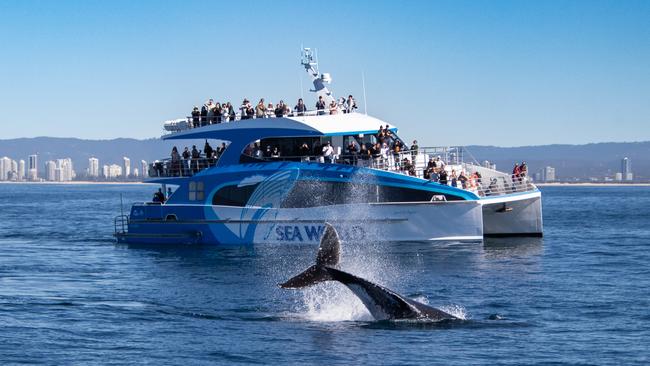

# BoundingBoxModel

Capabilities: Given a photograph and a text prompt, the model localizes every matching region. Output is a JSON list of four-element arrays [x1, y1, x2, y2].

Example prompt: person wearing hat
[[240, 99, 251, 120], [191, 106, 200, 128]]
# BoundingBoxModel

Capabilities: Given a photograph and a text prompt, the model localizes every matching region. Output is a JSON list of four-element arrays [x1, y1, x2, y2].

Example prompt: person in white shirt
[[322, 142, 334, 163]]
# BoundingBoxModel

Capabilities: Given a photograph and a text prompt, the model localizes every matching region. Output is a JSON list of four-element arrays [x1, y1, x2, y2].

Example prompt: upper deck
[[163, 111, 395, 141]]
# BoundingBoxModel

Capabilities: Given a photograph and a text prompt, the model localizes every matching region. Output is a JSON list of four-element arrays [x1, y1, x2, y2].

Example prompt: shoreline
[[536, 182, 650, 187], [0, 181, 151, 185], [1, 181, 648, 187]]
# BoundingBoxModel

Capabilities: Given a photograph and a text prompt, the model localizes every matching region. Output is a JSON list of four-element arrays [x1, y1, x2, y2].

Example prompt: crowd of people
[[188, 95, 358, 128], [151, 140, 228, 177], [512, 161, 528, 183]]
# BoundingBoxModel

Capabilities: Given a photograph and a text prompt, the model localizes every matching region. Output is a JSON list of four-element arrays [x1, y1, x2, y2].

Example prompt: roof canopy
[[163, 113, 394, 141], [163, 113, 396, 167]]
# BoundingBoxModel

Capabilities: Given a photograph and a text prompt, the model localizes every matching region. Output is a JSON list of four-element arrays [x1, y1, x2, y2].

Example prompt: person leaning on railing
[[294, 98, 307, 116], [316, 96, 326, 115]]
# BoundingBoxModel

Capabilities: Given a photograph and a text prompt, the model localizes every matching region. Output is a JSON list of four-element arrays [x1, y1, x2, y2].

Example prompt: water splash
[[439, 304, 469, 320], [297, 282, 373, 322]]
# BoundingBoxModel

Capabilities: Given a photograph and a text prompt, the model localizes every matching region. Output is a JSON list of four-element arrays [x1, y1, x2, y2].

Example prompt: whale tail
[[279, 223, 340, 289]]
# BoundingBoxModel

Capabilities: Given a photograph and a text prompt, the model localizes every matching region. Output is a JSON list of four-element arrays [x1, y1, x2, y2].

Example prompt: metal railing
[[245, 146, 536, 197], [148, 157, 219, 178], [163, 108, 357, 133], [114, 215, 129, 236]]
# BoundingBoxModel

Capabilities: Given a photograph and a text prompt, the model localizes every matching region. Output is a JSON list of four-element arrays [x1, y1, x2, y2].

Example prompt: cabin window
[[281, 181, 463, 208], [211, 183, 260, 207], [189, 181, 204, 201]]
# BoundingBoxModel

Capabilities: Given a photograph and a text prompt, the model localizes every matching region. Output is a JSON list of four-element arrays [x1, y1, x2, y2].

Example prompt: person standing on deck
[[316, 96, 326, 115]]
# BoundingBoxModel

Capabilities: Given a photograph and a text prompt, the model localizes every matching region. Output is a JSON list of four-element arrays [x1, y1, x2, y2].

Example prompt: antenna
[[300, 45, 304, 99], [362, 70, 368, 115]]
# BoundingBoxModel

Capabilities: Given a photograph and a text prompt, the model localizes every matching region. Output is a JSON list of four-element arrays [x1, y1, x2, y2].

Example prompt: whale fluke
[[280, 224, 460, 322], [279, 223, 340, 289]]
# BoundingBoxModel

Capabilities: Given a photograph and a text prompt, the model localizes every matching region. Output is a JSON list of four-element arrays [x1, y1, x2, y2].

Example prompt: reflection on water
[[482, 237, 544, 259]]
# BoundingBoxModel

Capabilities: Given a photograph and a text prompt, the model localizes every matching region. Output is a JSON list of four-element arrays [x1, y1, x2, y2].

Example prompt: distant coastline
[[2, 181, 648, 187], [0, 181, 150, 185], [536, 182, 650, 187]]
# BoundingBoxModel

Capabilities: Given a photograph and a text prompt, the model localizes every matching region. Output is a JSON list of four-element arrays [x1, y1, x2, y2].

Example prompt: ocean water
[[0, 183, 648, 365]]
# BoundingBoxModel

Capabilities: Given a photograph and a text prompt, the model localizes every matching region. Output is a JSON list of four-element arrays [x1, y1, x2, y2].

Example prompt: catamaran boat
[[114, 49, 542, 245]]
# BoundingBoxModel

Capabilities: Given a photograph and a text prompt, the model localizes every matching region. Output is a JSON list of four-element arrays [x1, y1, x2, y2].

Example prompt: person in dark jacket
[[316, 96, 326, 115], [200, 105, 208, 126], [153, 188, 165, 203], [204, 141, 213, 159], [294, 98, 307, 116], [439, 169, 448, 185], [191, 145, 201, 173], [191, 106, 200, 128]]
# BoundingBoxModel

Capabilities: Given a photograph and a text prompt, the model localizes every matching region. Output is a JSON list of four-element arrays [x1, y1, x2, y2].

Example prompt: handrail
[[114, 215, 129, 235], [245, 146, 535, 197], [163, 108, 357, 133], [148, 157, 219, 178]]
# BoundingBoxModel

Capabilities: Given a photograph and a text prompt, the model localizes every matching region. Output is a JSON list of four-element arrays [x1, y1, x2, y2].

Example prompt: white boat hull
[[480, 191, 543, 236]]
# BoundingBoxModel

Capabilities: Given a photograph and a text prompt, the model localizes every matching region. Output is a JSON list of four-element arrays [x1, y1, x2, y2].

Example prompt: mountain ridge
[[1, 137, 648, 180]]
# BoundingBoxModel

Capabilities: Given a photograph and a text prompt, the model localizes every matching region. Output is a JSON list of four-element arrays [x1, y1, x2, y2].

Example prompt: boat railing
[[114, 214, 129, 236], [246, 145, 535, 197], [163, 108, 355, 134], [148, 157, 219, 178]]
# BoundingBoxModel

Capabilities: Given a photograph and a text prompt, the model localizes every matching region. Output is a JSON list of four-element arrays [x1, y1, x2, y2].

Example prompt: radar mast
[[301, 48, 335, 105]]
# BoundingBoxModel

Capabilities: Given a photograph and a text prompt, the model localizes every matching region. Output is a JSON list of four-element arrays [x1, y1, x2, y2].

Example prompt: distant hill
[[0, 137, 184, 177], [466, 142, 650, 180], [0, 137, 648, 180]]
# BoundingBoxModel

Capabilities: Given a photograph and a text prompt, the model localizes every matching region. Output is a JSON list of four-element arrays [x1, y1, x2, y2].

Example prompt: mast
[[301, 48, 335, 105]]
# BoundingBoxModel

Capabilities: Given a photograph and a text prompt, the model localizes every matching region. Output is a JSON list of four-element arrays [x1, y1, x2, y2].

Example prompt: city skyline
[[0, 150, 639, 183], [0, 1, 649, 146], [0, 153, 148, 182]]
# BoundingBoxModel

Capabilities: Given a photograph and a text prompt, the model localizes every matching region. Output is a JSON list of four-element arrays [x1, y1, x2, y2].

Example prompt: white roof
[[163, 113, 395, 141]]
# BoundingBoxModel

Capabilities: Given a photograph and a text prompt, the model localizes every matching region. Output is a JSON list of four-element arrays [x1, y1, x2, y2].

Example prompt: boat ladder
[[114, 215, 129, 237]]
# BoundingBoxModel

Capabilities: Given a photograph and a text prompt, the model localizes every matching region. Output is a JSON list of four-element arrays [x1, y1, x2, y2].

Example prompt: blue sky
[[0, 0, 648, 146]]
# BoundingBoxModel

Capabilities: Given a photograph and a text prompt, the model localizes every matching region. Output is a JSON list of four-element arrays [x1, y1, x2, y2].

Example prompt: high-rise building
[[141, 160, 148, 178], [123, 157, 131, 178], [88, 157, 100, 178], [621, 157, 633, 181], [55, 158, 74, 181], [541, 166, 556, 182], [28, 154, 38, 180], [104, 164, 123, 179], [10, 160, 18, 181], [133, 168, 139, 178], [111, 164, 122, 178], [615, 172, 623, 181], [0, 157, 12, 181], [18, 159, 25, 181], [46, 160, 57, 181]]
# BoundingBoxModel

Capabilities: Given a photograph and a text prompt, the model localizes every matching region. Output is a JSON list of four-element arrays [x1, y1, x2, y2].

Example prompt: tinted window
[[282, 181, 462, 208], [212, 183, 260, 206]]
